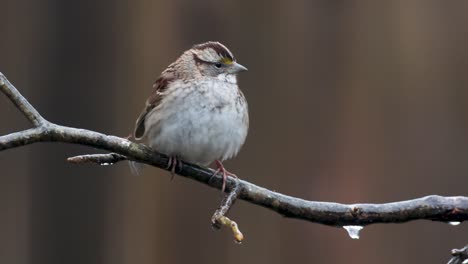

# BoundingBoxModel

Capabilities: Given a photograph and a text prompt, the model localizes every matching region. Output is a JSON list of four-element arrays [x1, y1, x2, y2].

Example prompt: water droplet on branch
[[343, 225, 363, 239]]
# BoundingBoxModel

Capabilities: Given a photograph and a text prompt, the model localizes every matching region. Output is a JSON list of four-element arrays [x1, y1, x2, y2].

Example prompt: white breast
[[144, 79, 248, 166]]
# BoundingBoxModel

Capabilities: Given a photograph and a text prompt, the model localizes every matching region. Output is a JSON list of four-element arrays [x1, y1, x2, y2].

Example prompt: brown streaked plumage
[[132, 41, 249, 191], [192, 42, 235, 62], [134, 75, 174, 139]]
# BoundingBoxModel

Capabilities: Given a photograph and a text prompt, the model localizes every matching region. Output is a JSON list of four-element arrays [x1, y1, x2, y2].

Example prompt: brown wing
[[133, 75, 173, 140]]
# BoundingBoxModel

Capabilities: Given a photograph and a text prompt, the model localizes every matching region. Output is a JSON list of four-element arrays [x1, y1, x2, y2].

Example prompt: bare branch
[[68, 153, 127, 164], [1, 73, 468, 233], [0, 127, 48, 150], [0, 72, 47, 126], [212, 179, 243, 242], [448, 245, 468, 264]]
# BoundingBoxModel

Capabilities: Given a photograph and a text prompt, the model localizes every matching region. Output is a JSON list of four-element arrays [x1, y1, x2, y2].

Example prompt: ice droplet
[[343, 225, 363, 239], [448, 221, 461, 226], [100, 163, 113, 166], [462, 259, 468, 264]]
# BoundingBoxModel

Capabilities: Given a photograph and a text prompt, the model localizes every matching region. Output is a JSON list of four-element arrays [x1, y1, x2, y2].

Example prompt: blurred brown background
[[1, 0, 468, 263]]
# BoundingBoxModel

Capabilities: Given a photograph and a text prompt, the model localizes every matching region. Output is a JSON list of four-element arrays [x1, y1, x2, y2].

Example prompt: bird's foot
[[166, 156, 181, 180], [213, 160, 237, 192]]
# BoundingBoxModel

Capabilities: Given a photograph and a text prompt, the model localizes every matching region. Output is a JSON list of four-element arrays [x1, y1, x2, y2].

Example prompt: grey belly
[[147, 105, 246, 166]]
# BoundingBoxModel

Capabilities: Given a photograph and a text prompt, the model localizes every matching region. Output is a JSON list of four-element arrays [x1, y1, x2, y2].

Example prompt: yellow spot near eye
[[220, 57, 233, 64]]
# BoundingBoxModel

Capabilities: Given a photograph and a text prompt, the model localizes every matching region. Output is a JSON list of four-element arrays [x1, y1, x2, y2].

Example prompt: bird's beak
[[230, 62, 248, 73]]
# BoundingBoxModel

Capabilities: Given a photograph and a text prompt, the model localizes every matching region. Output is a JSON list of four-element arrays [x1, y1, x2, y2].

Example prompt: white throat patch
[[217, 73, 237, 84]]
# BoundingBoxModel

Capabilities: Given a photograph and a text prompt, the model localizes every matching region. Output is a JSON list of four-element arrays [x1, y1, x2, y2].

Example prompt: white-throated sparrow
[[133, 41, 249, 191]]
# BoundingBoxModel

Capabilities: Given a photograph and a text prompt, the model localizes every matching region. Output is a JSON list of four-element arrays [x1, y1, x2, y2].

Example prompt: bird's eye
[[214, 63, 222, 68]]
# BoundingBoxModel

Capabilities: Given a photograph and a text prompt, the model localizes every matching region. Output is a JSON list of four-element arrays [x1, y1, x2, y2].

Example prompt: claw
[[213, 160, 237, 192], [166, 156, 180, 180]]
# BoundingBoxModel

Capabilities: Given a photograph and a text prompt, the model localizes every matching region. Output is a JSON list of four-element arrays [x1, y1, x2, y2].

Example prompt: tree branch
[[1, 72, 468, 237], [0, 73, 46, 126], [68, 153, 127, 165], [448, 245, 468, 264], [211, 179, 244, 242]]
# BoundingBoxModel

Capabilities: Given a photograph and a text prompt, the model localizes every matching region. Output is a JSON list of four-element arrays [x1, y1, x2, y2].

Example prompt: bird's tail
[[123, 132, 145, 175], [128, 161, 145, 176]]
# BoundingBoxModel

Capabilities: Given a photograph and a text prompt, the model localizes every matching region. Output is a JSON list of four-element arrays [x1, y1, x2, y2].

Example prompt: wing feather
[[133, 74, 174, 140]]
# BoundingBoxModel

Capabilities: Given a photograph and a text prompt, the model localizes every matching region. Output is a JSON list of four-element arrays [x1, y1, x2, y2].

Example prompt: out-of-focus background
[[1, 1, 467, 263]]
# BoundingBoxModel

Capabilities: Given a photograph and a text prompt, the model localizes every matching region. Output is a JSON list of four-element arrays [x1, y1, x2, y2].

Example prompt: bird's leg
[[166, 155, 180, 180], [213, 160, 237, 192]]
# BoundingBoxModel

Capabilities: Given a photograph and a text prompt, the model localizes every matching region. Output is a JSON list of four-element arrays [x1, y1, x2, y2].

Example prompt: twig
[[1, 72, 468, 232], [448, 245, 468, 264], [0, 73, 46, 126], [211, 179, 243, 242], [68, 153, 128, 164]]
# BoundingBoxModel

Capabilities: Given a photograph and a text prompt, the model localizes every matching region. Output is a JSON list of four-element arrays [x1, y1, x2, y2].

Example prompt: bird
[[133, 41, 249, 192]]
